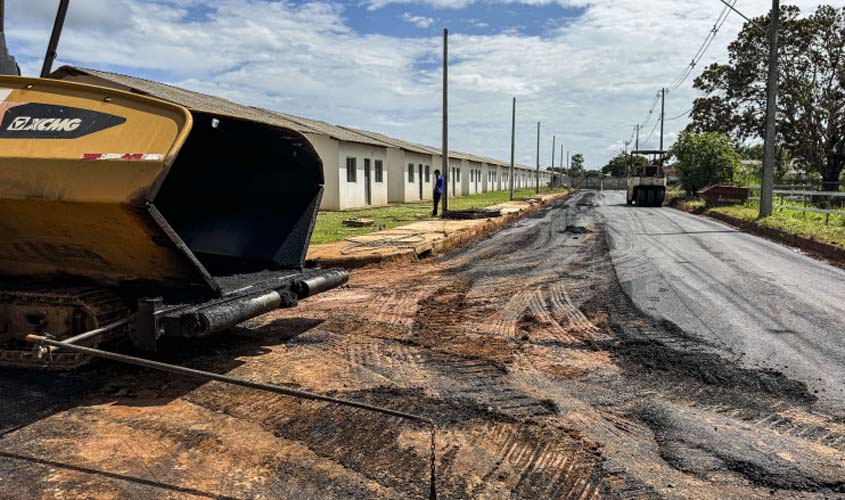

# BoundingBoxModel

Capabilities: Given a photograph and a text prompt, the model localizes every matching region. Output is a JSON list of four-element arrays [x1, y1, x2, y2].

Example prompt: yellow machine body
[[0, 76, 214, 290], [0, 75, 326, 298]]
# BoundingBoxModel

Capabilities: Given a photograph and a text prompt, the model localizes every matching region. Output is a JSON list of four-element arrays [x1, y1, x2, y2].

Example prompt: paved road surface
[[601, 190, 845, 410]]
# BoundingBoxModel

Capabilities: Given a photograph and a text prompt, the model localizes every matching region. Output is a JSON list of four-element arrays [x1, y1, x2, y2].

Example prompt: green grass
[[709, 204, 845, 248], [311, 187, 572, 245], [664, 188, 687, 203], [681, 198, 707, 211]]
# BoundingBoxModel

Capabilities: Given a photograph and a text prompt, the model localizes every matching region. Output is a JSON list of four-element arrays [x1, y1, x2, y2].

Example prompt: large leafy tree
[[687, 5, 845, 189], [671, 132, 740, 194], [602, 154, 647, 177], [569, 153, 585, 175]]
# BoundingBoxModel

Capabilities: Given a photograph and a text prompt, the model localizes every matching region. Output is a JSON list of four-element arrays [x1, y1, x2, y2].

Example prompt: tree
[[602, 154, 647, 177], [569, 153, 585, 175], [736, 144, 793, 183], [671, 132, 740, 194], [688, 5, 845, 190]]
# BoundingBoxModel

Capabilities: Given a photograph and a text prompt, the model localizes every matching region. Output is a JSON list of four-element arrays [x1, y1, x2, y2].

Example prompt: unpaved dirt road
[[1, 190, 844, 499]]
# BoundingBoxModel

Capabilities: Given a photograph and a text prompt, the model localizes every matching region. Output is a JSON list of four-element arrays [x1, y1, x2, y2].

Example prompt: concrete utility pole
[[760, 0, 780, 218], [550, 135, 556, 191], [635, 124, 640, 152], [441, 28, 449, 216], [509, 97, 515, 201], [659, 88, 666, 164], [560, 144, 564, 170], [535, 122, 541, 194]]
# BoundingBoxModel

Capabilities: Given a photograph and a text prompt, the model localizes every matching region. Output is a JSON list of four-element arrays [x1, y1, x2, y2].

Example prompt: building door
[[364, 159, 372, 205], [418, 164, 423, 200]]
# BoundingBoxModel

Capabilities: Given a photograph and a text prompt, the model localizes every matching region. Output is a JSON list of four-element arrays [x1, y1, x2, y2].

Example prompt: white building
[[54, 66, 557, 212], [344, 128, 440, 204]]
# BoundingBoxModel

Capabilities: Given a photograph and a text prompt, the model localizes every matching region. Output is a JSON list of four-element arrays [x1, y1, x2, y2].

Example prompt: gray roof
[[340, 127, 438, 155], [52, 66, 390, 148], [51, 66, 536, 165]]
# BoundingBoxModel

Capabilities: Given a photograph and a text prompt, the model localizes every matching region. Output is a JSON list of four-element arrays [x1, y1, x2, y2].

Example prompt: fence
[[748, 187, 845, 224], [569, 176, 626, 190]]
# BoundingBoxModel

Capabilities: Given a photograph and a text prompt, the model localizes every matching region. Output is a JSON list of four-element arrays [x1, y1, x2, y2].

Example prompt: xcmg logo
[[0, 103, 126, 139], [7, 116, 83, 132]]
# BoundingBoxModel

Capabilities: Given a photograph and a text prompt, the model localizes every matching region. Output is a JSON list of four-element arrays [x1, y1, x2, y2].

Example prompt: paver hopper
[[0, 75, 347, 368]]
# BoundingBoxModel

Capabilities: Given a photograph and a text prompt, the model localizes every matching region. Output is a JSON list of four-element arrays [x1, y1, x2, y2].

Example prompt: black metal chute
[[152, 112, 325, 278]]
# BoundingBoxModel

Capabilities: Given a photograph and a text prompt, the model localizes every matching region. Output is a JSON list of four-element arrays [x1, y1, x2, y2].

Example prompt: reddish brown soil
[[0, 191, 843, 499]]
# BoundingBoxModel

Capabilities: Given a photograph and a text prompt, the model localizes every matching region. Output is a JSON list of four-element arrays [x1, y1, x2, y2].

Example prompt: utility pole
[[550, 135, 556, 192], [509, 97, 515, 201], [760, 0, 779, 218], [441, 28, 449, 216], [635, 124, 640, 152], [535, 122, 541, 194], [560, 144, 564, 170], [659, 88, 666, 164]]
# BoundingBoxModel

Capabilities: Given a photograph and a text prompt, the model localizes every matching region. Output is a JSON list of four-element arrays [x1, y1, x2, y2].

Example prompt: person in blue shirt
[[432, 169, 444, 216]]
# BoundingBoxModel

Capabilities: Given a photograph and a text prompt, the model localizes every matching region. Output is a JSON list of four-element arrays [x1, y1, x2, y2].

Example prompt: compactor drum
[[0, 76, 347, 368], [626, 149, 667, 207]]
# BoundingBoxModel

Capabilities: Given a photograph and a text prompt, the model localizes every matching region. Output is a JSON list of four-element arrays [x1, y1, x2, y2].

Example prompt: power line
[[665, 106, 694, 121], [624, 0, 740, 145], [669, 0, 738, 91], [639, 91, 661, 128], [642, 115, 661, 146], [717, 0, 767, 34]]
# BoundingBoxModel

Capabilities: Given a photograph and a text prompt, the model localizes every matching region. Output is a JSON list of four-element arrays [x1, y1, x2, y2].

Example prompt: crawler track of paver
[[0, 190, 843, 499]]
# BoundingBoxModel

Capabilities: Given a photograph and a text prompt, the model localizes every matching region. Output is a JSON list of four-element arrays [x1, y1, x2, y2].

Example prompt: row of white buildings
[[55, 66, 555, 211]]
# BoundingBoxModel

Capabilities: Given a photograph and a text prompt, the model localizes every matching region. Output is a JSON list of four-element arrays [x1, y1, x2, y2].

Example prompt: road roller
[[0, 74, 348, 368], [626, 149, 667, 207]]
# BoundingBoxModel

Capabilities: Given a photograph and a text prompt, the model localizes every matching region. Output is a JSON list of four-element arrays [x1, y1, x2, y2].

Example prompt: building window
[[425, 165, 430, 182], [346, 157, 357, 182], [470, 170, 474, 182], [375, 160, 383, 183], [457, 168, 461, 182], [408, 163, 414, 183]]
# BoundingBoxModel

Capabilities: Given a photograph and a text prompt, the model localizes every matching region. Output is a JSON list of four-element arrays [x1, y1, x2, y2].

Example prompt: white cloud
[[401, 12, 436, 28], [3, 0, 830, 167], [365, 0, 587, 10]]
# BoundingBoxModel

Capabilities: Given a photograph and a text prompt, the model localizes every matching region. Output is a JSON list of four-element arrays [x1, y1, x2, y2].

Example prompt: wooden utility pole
[[441, 28, 449, 215], [535, 122, 541, 194], [760, 0, 779, 218], [509, 97, 515, 201]]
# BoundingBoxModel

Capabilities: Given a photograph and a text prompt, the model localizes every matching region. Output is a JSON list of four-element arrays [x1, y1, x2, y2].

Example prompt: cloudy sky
[[2, 0, 829, 167]]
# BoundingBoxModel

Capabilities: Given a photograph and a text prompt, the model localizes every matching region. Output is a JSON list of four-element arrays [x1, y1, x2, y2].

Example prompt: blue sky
[[1, 0, 828, 167], [343, 2, 586, 37]]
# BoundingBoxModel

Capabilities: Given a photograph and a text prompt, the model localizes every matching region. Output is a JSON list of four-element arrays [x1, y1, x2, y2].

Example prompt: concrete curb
[[309, 192, 573, 269], [671, 205, 845, 269]]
